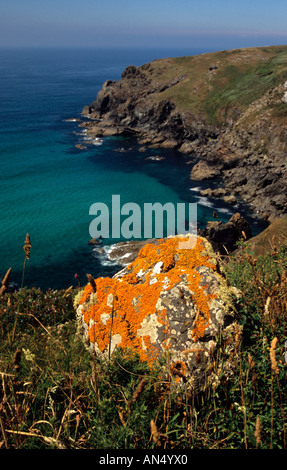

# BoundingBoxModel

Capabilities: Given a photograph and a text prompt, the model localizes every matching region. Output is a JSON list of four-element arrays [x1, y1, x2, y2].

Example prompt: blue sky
[[1, 0, 287, 50]]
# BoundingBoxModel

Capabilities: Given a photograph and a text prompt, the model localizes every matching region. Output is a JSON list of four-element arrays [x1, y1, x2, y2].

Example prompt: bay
[[0, 47, 266, 290]]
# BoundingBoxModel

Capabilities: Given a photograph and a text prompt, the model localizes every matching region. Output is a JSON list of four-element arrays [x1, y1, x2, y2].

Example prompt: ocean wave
[[103, 244, 116, 255], [98, 258, 121, 267], [81, 136, 103, 145], [91, 243, 124, 267], [217, 207, 233, 215], [91, 245, 120, 267], [194, 196, 215, 208], [92, 138, 103, 146]]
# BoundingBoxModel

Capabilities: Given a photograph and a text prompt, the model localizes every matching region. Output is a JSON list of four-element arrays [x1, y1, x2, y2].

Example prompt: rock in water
[[75, 235, 241, 395]]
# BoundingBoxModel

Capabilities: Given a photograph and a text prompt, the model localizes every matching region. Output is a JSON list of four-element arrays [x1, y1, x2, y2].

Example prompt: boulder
[[88, 238, 100, 246], [212, 188, 227, 198], [190, 160, 223, 180], [223, 195, 237, 205], [200, 188, 213, 197], [75, 235, 241, 395]]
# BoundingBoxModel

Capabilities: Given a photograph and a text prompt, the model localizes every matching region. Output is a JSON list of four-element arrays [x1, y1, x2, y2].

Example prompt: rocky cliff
[[82, 46, 287, 221]]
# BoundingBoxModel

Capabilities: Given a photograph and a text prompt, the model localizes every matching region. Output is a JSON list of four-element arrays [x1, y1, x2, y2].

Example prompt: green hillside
[[150, 46, 287, 125]]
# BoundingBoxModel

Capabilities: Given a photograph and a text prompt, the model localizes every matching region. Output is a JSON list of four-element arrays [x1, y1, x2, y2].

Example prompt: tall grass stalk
[[12, 234, 31, 342], [108, 297, 115, 362], [0, 268, 12, 297], [239, 353, 248, 449]]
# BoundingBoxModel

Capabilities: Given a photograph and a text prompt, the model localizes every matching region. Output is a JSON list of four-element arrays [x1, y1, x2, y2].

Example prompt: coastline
[[81, 46, 287, 224], [1, 47, 285, 292], [74, 118, 270, 266]]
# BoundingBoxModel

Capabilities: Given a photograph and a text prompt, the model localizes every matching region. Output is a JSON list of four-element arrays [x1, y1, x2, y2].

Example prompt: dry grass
[[0, 233, 286, 449]]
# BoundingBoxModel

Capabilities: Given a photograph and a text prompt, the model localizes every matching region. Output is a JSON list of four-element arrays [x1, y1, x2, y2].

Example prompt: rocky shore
[[81, 46, 287, 222]]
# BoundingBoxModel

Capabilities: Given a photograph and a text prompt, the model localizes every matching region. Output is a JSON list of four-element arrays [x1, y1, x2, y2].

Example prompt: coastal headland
[[81, 46, 287, 223]]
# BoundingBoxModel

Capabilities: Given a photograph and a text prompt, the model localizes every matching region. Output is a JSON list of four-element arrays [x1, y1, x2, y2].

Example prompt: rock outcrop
[[75, 235, 241, 395], [82, 46, 287, 221], [201, 212, 252, 254], [105, 239, 157, 266]]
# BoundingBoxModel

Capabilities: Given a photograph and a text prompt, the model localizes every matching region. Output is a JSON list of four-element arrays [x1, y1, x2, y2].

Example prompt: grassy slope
[[0, 240, 286, 449], [147, 46, 287, 126], [245, 216, 287, 257]]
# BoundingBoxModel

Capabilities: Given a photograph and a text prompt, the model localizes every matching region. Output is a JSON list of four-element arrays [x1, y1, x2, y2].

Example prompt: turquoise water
[[0, 48, 266, 290]]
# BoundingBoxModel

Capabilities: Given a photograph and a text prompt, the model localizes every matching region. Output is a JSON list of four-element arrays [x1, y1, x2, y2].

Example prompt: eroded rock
[[190, 160, 223, 181], [201, 212, 252, 254]]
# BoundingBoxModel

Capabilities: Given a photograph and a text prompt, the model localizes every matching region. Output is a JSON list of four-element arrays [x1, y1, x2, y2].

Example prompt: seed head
[[86, 273, 97, 293], [24, 233, 31, 259], [254, 416, 261, 448], [132, 378, 147, 403], [150, 419, 161, 446]]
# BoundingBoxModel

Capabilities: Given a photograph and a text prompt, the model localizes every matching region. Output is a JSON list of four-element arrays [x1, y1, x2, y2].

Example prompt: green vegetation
[[204, 51, 287, 125], [153, 46, 287, 125], [0, 237, 286, 449]]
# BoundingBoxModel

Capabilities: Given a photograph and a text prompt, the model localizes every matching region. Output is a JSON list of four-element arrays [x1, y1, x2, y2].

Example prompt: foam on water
[[93, 244, 125, 267], [189, 187, 202, 192], [217, 207, 234, 215], [194, 196, 215, 208]]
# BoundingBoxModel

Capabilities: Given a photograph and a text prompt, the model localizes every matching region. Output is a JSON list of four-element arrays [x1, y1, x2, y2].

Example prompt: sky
[[1, 0, 287, 51]]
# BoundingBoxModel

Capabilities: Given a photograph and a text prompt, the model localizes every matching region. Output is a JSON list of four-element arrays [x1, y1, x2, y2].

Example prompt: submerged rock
[[88, 238, 100, 246], [75, 235, 241, 395], [106, 239, 156, 266]]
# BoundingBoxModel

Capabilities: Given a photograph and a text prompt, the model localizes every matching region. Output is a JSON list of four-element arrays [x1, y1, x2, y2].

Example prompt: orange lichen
[[78, 283, 94, 305], [78, 236, 218, 365]]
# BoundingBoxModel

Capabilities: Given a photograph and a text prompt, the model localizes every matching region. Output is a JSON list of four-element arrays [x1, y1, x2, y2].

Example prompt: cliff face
[[82, 46, 287, 221]]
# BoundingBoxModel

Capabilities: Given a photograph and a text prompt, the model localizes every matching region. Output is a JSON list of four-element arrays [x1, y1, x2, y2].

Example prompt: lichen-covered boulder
[[74, 235, 241, 395]]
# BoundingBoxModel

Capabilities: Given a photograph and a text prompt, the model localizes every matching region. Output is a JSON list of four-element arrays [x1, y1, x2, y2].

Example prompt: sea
[[0, 47, 267, 291]]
